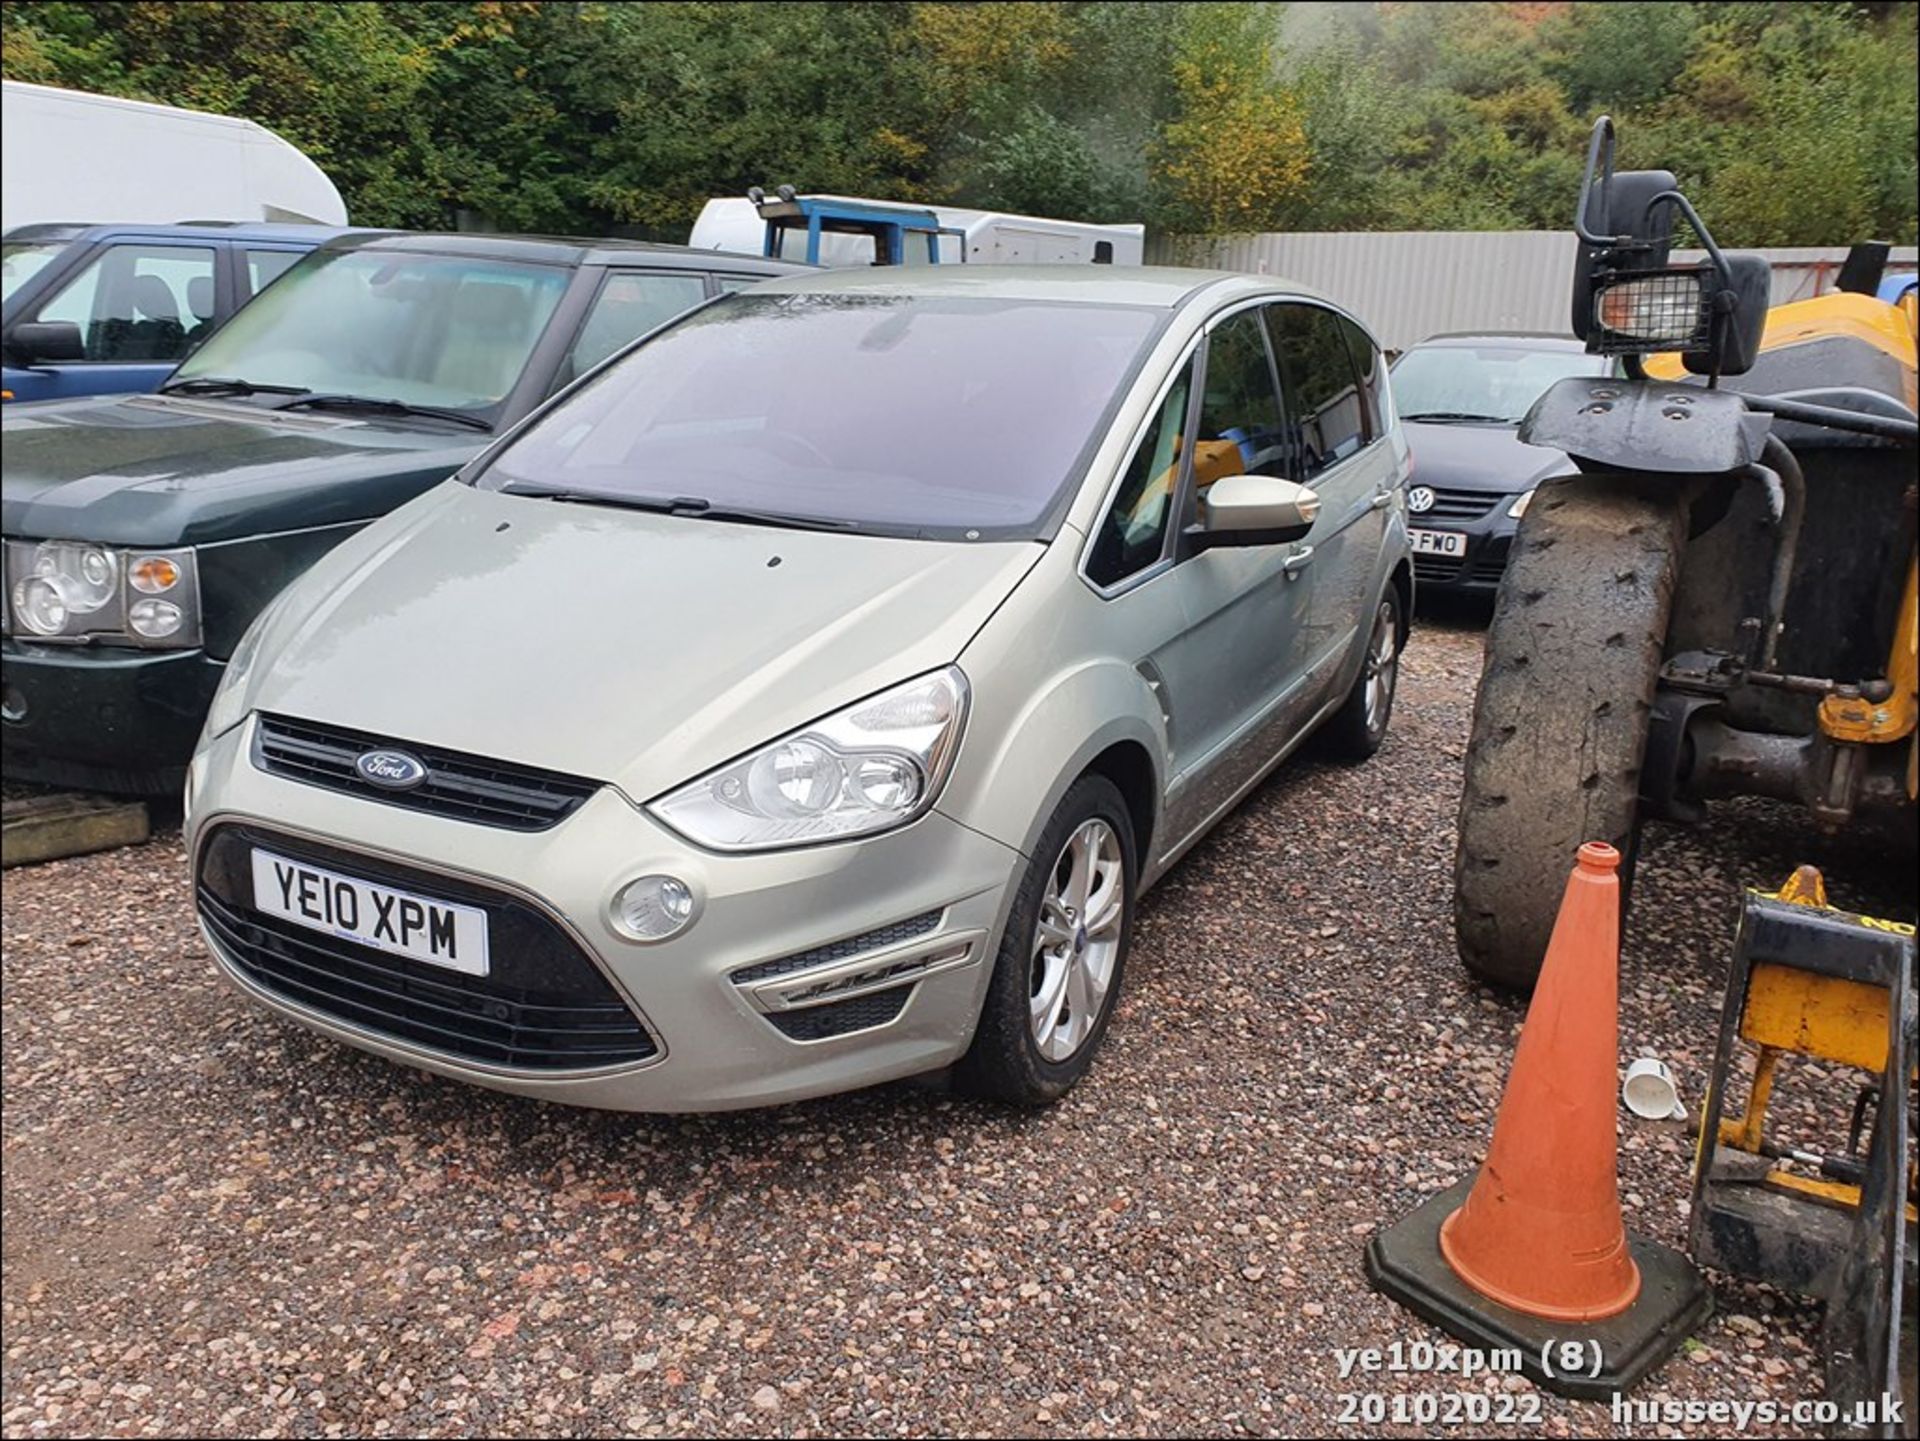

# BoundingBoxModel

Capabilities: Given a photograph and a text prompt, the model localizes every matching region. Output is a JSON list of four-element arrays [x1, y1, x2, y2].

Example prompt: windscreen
[[171, 248, 569, 412], [2, 241, 66, 305], [478, 293, 1163, 538], [1390, 344, 1607, 424]]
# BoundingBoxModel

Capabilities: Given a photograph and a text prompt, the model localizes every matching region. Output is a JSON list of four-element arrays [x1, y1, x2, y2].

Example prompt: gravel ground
[[3, 612, 1913, 1439]]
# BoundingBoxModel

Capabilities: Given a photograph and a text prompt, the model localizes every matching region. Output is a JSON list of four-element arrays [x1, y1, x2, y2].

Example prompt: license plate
[[1410, 528, 1467, 558], [250, 848, 490, 977]]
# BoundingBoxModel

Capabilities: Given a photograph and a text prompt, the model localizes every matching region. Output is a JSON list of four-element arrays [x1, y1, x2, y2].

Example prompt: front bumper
[[186, 716, 1024, 1112], [1408, 501, 1520, 595], [1, 640, 222, 793]]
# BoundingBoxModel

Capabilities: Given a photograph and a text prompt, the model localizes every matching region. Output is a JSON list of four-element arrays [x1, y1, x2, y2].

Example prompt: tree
[[1152, 2, 1309, 233], [1, 0, 1912, 242]]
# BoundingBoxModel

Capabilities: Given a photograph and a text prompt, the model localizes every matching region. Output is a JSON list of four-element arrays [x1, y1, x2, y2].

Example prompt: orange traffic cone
[[1365, 841, 1709, 1399], [1438, 841, 1641, 1320]]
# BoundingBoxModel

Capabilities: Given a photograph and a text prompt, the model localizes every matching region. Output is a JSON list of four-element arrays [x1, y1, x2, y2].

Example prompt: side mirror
[[5, 320, 86, 366], [1198, 475, 1320, 547]]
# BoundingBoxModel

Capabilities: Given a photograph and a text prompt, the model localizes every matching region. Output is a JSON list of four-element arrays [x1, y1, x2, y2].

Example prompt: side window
[[559, 271, 709, 385], [246, 248, 305, 296], [1339, 315, 1385, 440], [1267, 304, 1369, 481], [713, 275, 763, 294], [1087, 359, 1196, 589], [35, 243, 218, 362], [1192, 309, 1287, 494]]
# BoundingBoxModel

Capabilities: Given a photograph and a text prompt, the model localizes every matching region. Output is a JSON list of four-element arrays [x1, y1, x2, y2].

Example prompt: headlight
[[1507, 490, 1534, 520], [650, 667, 969, 851], [1591, 268, 1711, 352], [2, 540, 200, 648]]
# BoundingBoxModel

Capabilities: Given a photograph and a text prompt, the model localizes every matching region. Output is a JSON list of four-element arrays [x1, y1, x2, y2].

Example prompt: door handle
[[1370, 488, 1394, 510], [1283, 545, 1315, 578]]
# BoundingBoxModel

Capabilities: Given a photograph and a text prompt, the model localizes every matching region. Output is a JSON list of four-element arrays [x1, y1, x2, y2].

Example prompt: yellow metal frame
[[1715, 866, 1919, 1218]]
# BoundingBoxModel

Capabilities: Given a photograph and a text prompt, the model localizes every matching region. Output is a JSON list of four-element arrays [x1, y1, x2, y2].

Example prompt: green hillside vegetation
[[4, 1, 1914, 244]]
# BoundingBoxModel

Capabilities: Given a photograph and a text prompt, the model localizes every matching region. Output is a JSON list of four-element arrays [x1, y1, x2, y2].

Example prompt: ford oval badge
[[355, 748, 428, 790]]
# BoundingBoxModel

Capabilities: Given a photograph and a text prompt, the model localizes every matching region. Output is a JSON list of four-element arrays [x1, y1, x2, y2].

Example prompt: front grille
[[766, 985, 913, 1041], [197, 826, 655, 1071], [1418, 486, 1501, 523], [254, 714, 601, 832], [731, 910, 944, 984], [1415, 552, 1510, 587]]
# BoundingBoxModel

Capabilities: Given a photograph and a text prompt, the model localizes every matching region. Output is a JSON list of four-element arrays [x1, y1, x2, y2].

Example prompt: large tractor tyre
[[1453, 479, 1689, 992]]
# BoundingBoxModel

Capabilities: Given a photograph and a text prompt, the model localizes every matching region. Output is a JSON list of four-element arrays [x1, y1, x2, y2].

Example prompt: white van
[[1, 81, 348, 231], [688, 193, 1144, 268]]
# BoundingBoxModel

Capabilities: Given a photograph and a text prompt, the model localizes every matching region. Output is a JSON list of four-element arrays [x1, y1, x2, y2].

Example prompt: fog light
[[128, 598, 184, 639], [612, 874, 696, 942]]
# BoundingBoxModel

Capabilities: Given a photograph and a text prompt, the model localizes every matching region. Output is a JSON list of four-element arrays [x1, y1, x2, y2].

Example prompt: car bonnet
[[233, 482, 1046, 803]]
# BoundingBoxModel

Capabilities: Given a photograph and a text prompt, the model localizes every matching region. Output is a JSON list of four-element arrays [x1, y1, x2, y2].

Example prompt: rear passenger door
[[1264, 303, 1393, 703]]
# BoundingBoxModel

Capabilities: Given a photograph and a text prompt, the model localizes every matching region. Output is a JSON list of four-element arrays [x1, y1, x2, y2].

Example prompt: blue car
[[2, 222, 360, 402]]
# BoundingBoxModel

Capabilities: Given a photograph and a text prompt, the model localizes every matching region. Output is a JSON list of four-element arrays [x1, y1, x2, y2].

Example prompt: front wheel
[[1453, 480, 1687, 991], [956, 774, 1136, 1105]]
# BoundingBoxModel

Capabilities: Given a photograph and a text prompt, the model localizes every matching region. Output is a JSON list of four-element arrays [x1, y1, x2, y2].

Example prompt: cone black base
[[1365, 1179, 1712, 1400]]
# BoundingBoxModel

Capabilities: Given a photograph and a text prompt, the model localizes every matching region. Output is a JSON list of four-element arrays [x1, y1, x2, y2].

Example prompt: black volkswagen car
[[1389, 333, 1616, 597], [2, 232, 803, 792]]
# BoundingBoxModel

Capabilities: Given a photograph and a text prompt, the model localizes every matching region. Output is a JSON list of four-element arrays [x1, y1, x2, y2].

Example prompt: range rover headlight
[[2, 540, 200, 647], [13, 574, 70, 635], [650, 667, 968, 851]]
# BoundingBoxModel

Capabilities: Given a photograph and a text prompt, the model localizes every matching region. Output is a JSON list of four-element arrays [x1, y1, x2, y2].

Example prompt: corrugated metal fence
[[1147, 231, 1918, 351]]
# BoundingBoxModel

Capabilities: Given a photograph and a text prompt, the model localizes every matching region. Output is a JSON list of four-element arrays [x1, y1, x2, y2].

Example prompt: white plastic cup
[[1622, 1056, 1687, 1121]]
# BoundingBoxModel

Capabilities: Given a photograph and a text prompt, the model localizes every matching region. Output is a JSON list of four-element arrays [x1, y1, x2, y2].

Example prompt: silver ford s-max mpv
[[186, 267, 1414, 1111]]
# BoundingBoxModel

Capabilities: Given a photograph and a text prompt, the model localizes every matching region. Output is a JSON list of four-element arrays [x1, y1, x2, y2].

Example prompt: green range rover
[[2, 232, 801, 793]]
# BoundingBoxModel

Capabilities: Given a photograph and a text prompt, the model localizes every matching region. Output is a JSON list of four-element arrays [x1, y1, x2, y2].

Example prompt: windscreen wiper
[[273, 393, 493, 432], [500, 485, 859, 532], [159, 376, 308, 397], [1401, 410, 1514, 424]]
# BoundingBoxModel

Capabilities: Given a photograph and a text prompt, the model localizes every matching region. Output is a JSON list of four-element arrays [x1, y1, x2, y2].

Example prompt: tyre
[[1453, 479, 1687, 992], [1320, 585, 1403, 761], [955, 774, 1136, 1105]]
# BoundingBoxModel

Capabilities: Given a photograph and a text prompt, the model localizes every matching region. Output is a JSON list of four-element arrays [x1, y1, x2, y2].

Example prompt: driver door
[[1154, 305, 1319, 846]]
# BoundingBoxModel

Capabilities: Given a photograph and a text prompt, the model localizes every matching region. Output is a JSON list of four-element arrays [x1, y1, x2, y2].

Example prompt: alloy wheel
[[1029, 818, 1125, 1062]]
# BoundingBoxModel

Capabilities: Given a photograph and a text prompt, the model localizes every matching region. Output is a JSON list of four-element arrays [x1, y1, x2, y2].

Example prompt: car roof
[[321, 230, 807, 273], [747, 264, 1335, 310], [3, 221, 366, 244], [1408, 331, 1589, 351]]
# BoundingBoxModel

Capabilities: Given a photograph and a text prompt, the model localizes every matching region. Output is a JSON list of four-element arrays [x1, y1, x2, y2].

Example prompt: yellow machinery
[[1456, 119, 1920, 993], [1451, 117, 1919, 1431], [1691, 866, 1915, 1435]]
